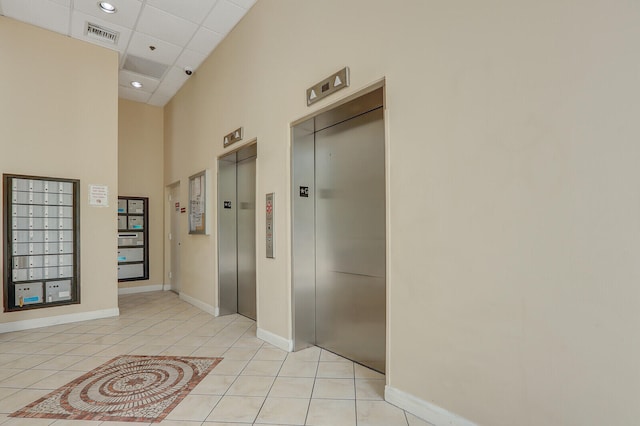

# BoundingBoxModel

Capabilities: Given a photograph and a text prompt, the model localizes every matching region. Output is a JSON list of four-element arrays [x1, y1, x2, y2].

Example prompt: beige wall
[[163, 1, 640, 424], [118, 99, 164, 290], [0, 18, 119, 323]]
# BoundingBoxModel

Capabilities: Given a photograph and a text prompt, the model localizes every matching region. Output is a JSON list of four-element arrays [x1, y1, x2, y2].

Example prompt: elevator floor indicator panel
[[3, 174, 80, 312], [266, 193, 275, 259]]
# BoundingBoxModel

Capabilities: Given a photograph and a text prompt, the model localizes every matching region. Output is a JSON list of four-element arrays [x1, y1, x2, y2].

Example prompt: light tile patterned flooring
[[0, 291, 432, 426]]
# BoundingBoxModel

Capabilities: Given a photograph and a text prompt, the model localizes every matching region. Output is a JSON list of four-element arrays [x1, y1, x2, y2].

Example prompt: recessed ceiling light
[[98, 2, 117, 14], [130, 81, 143, 89]]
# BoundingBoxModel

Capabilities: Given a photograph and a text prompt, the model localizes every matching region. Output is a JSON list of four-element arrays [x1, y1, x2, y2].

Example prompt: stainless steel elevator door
[[315, 107, 386, 373], [218, 155, 238, 316], [218, 144, 257, 320], [236, 156, 256, 320]]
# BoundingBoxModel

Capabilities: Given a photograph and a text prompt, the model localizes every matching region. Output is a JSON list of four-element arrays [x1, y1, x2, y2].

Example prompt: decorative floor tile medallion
[[11, 355, 222, 423]]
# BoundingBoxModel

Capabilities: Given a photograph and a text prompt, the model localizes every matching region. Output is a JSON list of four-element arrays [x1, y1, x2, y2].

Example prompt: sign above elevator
[[223, 127, 243, 148], [306, 67, 350, 106]]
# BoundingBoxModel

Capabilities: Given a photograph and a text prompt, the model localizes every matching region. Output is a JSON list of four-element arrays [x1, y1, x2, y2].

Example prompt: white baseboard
[[214, 307, 220, 317], [179, 292, 216, 316], [385, 385, 476, 426], [118, 284, 164, 295], [0, 308, 120, 334], [257, 327, 293, 352]]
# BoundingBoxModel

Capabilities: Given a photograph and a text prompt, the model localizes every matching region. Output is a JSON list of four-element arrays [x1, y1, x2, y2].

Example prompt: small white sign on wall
[[89, 184, 109, 207]]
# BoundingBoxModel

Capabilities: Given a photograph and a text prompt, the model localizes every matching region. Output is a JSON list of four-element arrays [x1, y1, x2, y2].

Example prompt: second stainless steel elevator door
[[315, 106, 386, 373], [237, 155, 256, 319], [218, 144, 257, 320], [218, 154, 238, 316]]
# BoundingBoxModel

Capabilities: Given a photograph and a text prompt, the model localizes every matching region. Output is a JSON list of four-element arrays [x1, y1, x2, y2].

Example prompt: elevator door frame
[[291, 83, 387, 372], [217, 142, 258, 320]]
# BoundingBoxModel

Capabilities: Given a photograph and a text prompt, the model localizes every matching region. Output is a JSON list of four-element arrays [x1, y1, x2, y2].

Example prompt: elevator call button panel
[[266, 193, 275, 258], [3, 174, 80, 312]]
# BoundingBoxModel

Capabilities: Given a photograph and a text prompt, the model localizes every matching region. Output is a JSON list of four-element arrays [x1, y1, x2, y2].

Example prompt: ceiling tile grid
[[0, 0, 257, 106]]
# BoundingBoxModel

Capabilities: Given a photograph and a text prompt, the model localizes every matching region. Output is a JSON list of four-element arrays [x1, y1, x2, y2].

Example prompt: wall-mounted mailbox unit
[[3, 174, 80, 312], [117, 197, 149, 281]]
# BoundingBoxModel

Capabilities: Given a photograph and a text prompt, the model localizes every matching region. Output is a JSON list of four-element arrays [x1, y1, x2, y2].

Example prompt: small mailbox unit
[[3, 174, 80, 312], [117, 196, 149, 282]]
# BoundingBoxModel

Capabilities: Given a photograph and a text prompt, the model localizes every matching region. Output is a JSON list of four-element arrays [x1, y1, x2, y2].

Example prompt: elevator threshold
[[329, 270, 384, 279], [319, 347, 386, 375]]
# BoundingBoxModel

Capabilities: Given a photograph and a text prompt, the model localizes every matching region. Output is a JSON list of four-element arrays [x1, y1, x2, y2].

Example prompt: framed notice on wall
[[189, 170, 209, 235]]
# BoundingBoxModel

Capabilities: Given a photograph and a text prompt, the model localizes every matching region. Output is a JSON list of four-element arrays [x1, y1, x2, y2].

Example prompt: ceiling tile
[[50, 0, 71, 6], [146, 0, 218, 25], [119, 69, 160, 92], [73, 0, 142, 29], [147, 92, 173, 107], [154, 66, 190, 97], [127, 32, 182, 65], [119, 85, 152, 103], [70, 10, 133, 54], [1, 0, 70, 35], [1, 0, 35, 20], [136, 5, 198, 47], [122, 55, 168, 79], [228, 0, 256, 10], [187, 27, 223, 56], [202, 0, 245, 35], [175, 49, 207, 72]]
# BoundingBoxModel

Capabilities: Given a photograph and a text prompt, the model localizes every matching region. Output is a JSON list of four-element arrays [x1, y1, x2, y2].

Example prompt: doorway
[[292, 87, 386, 373], [218, 143, 257, 320], [167, 182, 181, 294]]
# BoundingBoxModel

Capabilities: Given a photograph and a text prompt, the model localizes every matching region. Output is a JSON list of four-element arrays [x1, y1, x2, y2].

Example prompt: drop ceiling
[[0, 0, 256, 106]]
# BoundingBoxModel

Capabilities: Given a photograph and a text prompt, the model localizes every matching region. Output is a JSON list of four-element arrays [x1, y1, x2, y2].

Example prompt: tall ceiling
[[0, 0, 256, 106]]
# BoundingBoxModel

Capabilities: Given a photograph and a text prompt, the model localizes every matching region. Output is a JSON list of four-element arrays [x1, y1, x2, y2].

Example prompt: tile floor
[[0, 291, 432, 426]]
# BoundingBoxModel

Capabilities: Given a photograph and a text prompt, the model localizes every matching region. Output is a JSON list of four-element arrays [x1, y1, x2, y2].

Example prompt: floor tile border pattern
[[9, 355, 222, 423]]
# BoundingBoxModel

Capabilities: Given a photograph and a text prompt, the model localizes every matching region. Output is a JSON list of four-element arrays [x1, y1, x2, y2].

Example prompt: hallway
[[0, 291, 429, 426]]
